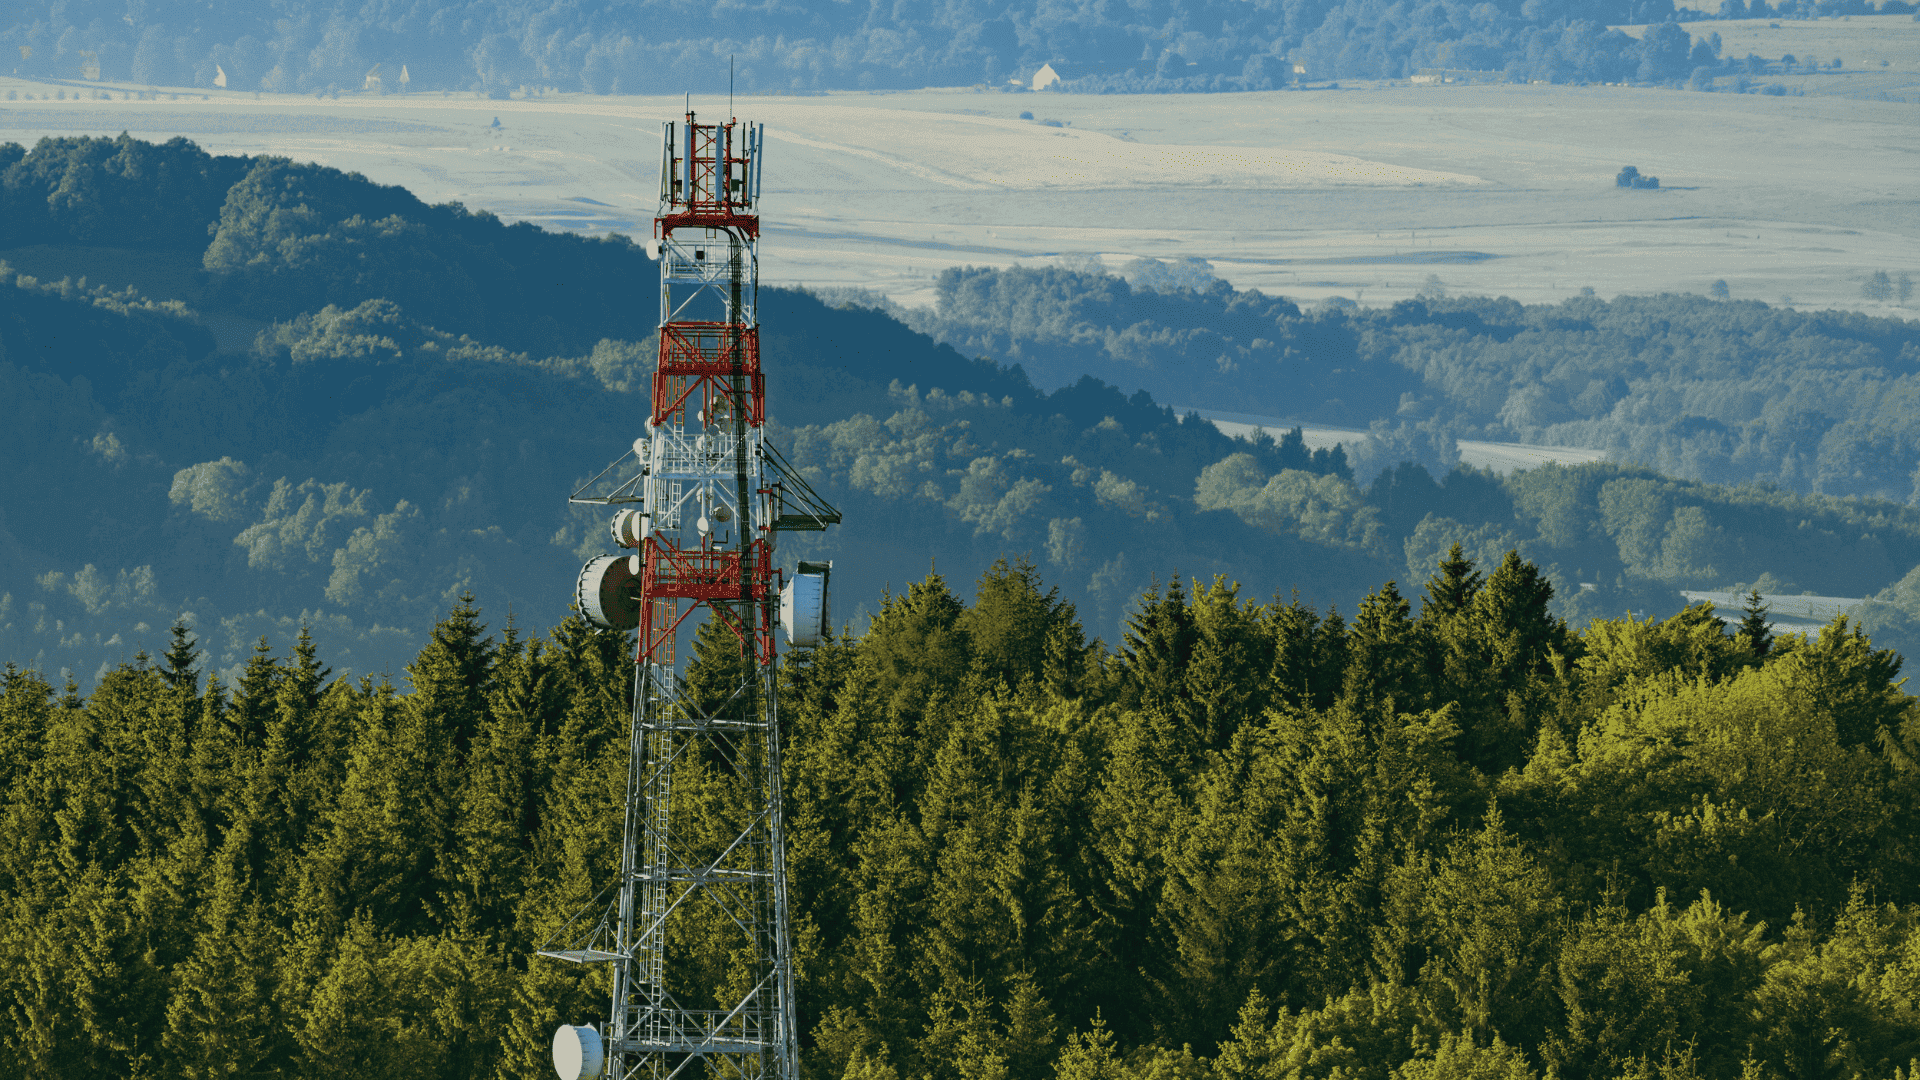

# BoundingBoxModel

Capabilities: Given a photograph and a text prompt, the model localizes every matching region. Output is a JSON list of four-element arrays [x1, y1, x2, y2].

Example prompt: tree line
[[6, 0, 1909, 97], [4, 551, 1919, 1080], [1, 134, 655, 356], [903, 264, 1920, 503]]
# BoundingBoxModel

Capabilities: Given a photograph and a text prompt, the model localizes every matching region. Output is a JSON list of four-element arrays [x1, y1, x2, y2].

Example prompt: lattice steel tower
[[541, 107, 841, 1080]]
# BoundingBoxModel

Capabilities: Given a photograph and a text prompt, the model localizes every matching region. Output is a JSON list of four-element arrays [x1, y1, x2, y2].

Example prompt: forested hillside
[[4, 0, 1888, 96], [11, 132, 1920, 687], [0, 133, 1361, 685], [900, 264, 1920, 500], [5, 552, 1920, 1079]]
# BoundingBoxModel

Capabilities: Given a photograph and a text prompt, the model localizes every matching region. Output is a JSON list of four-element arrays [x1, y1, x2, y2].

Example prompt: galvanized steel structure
[[541, 107, 839, 1080]]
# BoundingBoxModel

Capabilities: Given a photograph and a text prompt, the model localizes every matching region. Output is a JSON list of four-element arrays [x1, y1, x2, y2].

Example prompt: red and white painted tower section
[[542, 107, 839, 1080]]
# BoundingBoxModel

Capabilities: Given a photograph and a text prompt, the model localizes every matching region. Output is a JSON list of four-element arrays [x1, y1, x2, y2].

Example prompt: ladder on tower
[[539, 104, 836, 1080]]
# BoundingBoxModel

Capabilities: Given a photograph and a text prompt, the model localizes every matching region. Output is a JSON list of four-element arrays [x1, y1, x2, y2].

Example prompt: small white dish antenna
[[780, 561, 832, 647], [552, 1025, 605, 1079], [611, 509, 648, 548]]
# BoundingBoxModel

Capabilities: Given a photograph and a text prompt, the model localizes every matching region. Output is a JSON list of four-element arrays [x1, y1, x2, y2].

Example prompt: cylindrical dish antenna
[[552, 1025, 605, 1080]]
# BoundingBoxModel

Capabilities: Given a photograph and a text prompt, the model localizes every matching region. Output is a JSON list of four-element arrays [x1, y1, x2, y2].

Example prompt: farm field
[[1185, 409, 1612, 474], [2, 40, 1917, 315], [1624, 13, 1920, 79]]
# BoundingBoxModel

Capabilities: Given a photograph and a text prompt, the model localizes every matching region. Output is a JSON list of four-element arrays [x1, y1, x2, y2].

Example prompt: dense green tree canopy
[[4, 551, 1919, 1079]]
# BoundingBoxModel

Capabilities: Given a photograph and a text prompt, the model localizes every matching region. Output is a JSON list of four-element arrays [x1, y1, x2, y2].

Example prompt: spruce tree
[[682, 610, 756, 723], [957, 557, 1070, 691], [1458, 552, 1567, 771], [1183, 577, 1272, 756], [259, 626, 342, 875], [1040, 614, 1095, 704], [451, 631, 550, 939], [1085, 697, 1183, 1034], [405, 591, 496, 756], [1738, 588, 1772, 658], [1149, 722, 1287, 1052], [289, 913, 415, 1080], [1052, 1013, 1123, 1080], [163, 825, 284, 1080], [1000, 972, 1060, 1080], [187, 671, 234, 837], [0, 663, 54, 796], [1407, 802, 1563, 1047], [1341, 581, 1428, 712], [1420, 543, 1483, 622], [860, 571, 973, 727], [130, 653, 204, 865], [296, 676, 446, 940], [1121, 576, 1197, 713], [231, 635, 282, 751], [1270, 594, 1346, 714], [162, 620, 201, 696]]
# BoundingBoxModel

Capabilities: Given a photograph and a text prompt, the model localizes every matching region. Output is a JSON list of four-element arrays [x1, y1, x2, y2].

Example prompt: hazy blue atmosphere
[[6, 133, 1920, 692], [6, 0, 1902, 95], [7, 4, 1920, 1073]]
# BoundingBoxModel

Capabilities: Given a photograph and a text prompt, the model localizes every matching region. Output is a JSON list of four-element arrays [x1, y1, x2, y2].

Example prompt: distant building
[[80, 50, 100, 80], [1021, 60, 1138, 90]]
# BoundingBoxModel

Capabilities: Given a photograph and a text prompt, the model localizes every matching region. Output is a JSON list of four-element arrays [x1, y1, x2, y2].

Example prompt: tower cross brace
[[541, 107, 837, 1080]]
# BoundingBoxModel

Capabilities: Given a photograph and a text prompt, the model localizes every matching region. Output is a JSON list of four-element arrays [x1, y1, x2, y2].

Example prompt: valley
[[4, 54, 1917, 320]]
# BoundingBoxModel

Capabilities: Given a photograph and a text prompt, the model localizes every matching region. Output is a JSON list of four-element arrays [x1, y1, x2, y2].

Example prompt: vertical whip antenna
[[542, 90, 836, 1080]]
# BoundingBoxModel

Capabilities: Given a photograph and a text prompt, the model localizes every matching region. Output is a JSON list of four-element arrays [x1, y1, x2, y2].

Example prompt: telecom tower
[[540, 107, 841, 1080]]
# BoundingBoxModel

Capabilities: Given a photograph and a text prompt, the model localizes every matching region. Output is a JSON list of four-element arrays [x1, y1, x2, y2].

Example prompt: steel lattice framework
[[540, 107, 839, 1080]]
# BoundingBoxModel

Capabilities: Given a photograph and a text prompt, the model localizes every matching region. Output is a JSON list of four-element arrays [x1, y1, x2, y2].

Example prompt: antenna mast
[[541, 101, 839, 1080]]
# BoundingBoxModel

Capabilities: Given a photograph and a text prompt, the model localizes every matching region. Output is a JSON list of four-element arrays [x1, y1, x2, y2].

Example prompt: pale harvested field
[[1191, 410, 1611, 475], [1, 50, 1916, 315], [1633, 13, 1920, 75]]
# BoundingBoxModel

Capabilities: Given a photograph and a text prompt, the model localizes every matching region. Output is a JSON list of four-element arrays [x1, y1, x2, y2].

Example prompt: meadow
[[3, 27, 1917, 318]]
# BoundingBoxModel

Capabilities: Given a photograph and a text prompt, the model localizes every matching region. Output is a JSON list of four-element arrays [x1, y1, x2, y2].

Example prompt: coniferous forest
[[9, 130, 1920, 1079], [5, 549, 1920, 1080]]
